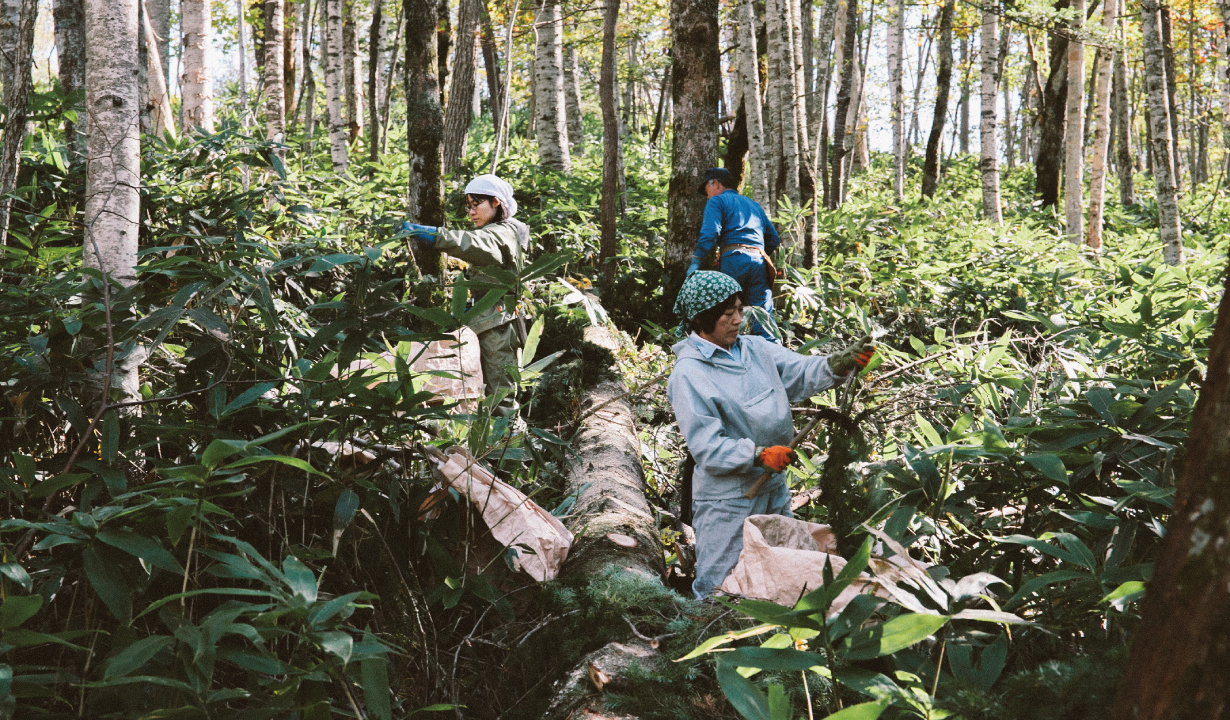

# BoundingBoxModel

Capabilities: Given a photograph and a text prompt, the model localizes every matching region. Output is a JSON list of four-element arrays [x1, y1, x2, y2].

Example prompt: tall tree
[[0, 0, 34, 246], [407, 0, 445, 227], [1085, 0, 1118, 250], [0, 0, 17, 93], [1109, 259, 1230, 720], [533, 0, 570, 171], [665, 0, 719, 290], [563, 34, 584, 155], [1035, 0, 1070, 207], [479, 0, 502, 132], [959, 34, 970, 154], [148, 0, 169, 90], [442, 0, 479, 172], [141, 0, 174, 138], [53, 0, 87, 161], [766, 0, 799, 204], [979, 4, 1001, 223], [342, 0, 363, 143], [828, 0, 858, 207], [887, 0, 904, 202], [182, 0, 216, 130], [300, 0, 318, 141], [599, 0, 621, 280], [737, 0, 769, 206], [1161, 5, 1182, 184], [1140, 0, 1184, 265], [813, 0, 839, 208], [921, 0, 953, 198], [323, 0, 349, 171], [1064, 0, 1086, 243], [366, 0, 386, 161], [265, 0, 287, 147], [1113, 28, 1135, 206]]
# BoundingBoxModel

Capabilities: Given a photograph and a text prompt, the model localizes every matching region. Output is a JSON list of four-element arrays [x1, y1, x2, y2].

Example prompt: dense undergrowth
[[0, 85, 1223, 719]]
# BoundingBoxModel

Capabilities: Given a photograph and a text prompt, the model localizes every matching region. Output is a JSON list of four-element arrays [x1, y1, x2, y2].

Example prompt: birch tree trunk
[[1063, 0, 1085, 243], [1220, 0, 1230, 182], [322, 0, 349, 172], [342, 0, 363, 143], [442, 0, 479, 173], [1085, 0, 1117, 250], [53, 0, 87, 161], [181, 0, 215, 131], [1114, 33, 1135, 206], [148, 0, 168, 90], [785, 0, 816, 262], [887, 0, 904, 201], [533, 0, 570, 172], [599, 0, 621, 279], [1140, 0, 1184, 265], [921, 0, 953, 198], [283, 0, 296, 121], [301, 0, 317, 142], [813, 0, 838, 208], [564, 33, 584, 155], [0, 0, 34, 247], [828, 0, 858, 208], [959, 35, 970, 154], [406, 0, 445, 227], [0, 0, 17, 94], [264, 0, 286, 147], [480, 0, 502, 132], [1161, 5, 1182, 185], [766, 0, 798, 203], [738, 0, 769, 206], [666, 0, 719, 291], [438, 0, 450, 99], [366, 0, 385, 161], [141, 1, 174, 138], [979, 5, 1001, 223], [1035, 0, 1069, 207]]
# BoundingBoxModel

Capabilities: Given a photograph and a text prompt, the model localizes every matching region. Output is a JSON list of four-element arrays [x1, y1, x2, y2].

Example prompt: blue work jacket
[[692, 189, 781, 264], [667, 334, 844, 501]]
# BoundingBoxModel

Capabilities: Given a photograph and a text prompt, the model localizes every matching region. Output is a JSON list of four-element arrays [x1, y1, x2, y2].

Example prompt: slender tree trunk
[[921, 0, 953, 198], [1140, 0, 1184, 265], [301, 0, 318, 143], [887, 0, 904, 201], [649, 64, 671, 147], [828, 0, 858, 207], [0, 0, 18, 94], [786, 0, 816, 263], [53, 0, 87, 162], [342, 0, 363, 143], [479, 0, 501, 130], [1219, 0, 1230, 181], [322, 0, 349, 171], [367, 0, 385, 161], [1064, 0, 1085, 243], [1110, 258, 1230, 720], [1114, 27, 1135, 205], [959, 34, 970, 154], [1035, 0, 1069, 207], [442, 0, 478, 172], [802, 0, 814, 129], [1085, 0, 1117, 250], [910, 19, 935, 148], [149, 0, 169, 90], [182, 0, 215, 131], [564, 32, 584, 155], [380, 3, 403, 151], [979, 5, 1001, 223], [236, 0, 248, 126], [265, 0, 287, 147], [813, 0, 839, 209], [489, 0, 519, 170], [738, 0, 769, 206], [284, 0, 297, 121], [1161, 5, 1182, 185], [407, 0, 445, 225], [533, 0, 570, 171], [437, 0, 450, 102], [142, 0, 174, 138], [766, 0, 798, 203], [599, 0, 621, 280], [1001, 20, 1014, 170], [666, 0, 719, 293], [0, 0, 34, 247]]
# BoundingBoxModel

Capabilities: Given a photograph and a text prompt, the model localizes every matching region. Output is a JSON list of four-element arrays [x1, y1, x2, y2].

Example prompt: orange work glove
[[759, 445, 798, 472]]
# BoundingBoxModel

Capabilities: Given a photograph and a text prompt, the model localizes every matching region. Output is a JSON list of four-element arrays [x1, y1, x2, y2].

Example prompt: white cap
[[463, 174, 518, 219]]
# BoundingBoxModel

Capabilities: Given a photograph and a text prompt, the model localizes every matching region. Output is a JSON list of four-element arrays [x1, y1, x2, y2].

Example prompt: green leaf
[[223, 455, 329, 476], [1102, 320, 1145, 340], [82, 547, 132, 624], [96, 529, 185, 574], [724, 647, 827, 672], [716, 659, 771, 720], [201, 439, 245, 468], [768, 683, 791, 720], [283, 556, 318, 602], [104, 635, 173, 679], [220, 382, 277, 416], [167, 504, 197, 546], [821, 700, 890, 720], [521, 315, 545, 366], [843, 613, 948, 661], [0, 595, 42, 629], [1023, 453, 1068, 484], [361, 654, 392, 720], [0, 563, 33, 592], [675, 624, 779, 661], [27, 473, 90, 499], [309, 591, 365, 628], [1102, 581, 1146, 609], [334, 489, 360, 531], [317, 630, 353, 664]]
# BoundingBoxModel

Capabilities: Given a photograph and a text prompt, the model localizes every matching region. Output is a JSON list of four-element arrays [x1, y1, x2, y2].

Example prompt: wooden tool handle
[[743, 414, 825, 499]]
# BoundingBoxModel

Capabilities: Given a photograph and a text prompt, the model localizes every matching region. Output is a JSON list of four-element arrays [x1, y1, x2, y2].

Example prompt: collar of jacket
[[672, 335, 745, 367]]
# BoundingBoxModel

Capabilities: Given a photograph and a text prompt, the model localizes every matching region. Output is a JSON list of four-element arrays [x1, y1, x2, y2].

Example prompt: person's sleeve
[[668, 368, 758, 478], [762, 206, 781, 255], [693, 196, 725, 261], [756, 337, 841, 402], [433, 225, 514, 268]]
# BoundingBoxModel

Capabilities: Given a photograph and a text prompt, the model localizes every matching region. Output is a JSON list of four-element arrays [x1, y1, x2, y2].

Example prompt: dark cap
[[698, 167, 738, 196]]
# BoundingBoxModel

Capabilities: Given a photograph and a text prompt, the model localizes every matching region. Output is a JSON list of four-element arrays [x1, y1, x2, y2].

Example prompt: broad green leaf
[[768, 683, 791, 720], [104, 636, 173, 679], [334, 489, 360, 531], [223, 455, 329, 476], [96, 529, 184, 574], [82, 547, 132, 624], [675, 624, 779, 661], [166, 504, 197, 545], [1102, 581, 1146, 609], [821, 700, 889, 720], [361, 654, 392, 720], [202, 439, 245, 468], [716, 660, 771, 720], [0, 563, 32, 592], [0, 595, 43, 629], [283, 556, 318, 602], [1023, 453, 1068, 484], [723, 647, 827, 672], [317, 630, 353, 664], [220, 382, 277, 416], [843, 613, 948, 661], [28, 473, 90, 499]]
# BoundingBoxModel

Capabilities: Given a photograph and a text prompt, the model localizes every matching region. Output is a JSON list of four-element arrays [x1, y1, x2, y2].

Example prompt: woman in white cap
[[400, 174, 530, 406]]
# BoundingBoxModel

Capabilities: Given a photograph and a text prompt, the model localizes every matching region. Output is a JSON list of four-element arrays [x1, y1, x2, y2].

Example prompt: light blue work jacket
[[667, 334, 844, 501]]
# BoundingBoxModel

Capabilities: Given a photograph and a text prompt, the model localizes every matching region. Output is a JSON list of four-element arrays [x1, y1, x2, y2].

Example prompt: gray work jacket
[[434, 219, 530, 335]]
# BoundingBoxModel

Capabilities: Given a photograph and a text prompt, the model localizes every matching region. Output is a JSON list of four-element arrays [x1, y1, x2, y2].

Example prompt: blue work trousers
[[691, 480, 792, 599], [719, 249, 778, 342]]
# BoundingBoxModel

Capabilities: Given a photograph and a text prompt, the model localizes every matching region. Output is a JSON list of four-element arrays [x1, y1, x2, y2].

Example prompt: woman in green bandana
[[667, 271, 875, 599]]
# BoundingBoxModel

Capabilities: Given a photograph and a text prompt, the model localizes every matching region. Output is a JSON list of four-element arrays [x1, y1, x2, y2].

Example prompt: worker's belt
[[719, 243, 761, 256]]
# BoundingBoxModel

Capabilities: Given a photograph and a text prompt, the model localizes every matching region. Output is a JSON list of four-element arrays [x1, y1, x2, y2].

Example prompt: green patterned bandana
[[673, 271, 742, 336]]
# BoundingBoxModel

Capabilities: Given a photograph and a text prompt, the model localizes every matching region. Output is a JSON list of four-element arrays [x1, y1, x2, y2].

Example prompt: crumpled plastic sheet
[[719, 514, 931, 614], [431, 446, 573, 582], [338, 328, 484, 411]]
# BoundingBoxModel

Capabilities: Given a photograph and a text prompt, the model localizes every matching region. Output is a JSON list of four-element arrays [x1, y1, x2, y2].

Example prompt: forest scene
[[0, 0, 1226, 715]]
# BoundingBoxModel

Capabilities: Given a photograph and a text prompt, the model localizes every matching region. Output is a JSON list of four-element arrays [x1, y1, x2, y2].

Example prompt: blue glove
[[685, 257, 701, 277], [397, 221, 438, 244]]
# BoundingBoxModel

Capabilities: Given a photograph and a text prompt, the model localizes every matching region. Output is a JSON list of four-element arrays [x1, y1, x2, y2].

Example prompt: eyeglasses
[[466, 199, 491, 211]]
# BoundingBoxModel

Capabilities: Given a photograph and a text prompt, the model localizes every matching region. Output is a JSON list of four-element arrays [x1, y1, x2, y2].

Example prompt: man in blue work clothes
[[685, 167, 781, 342]]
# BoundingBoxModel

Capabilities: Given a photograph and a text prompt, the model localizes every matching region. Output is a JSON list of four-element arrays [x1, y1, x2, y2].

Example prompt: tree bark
[[283, 0, 296, 122], [300, 0, 317, 142], [53, 0, 87, 162], [766, 0, 798, 204], [0, 0, 34, 247], [182, 0, 215, 131], [1110, 262, 1230, 720], [532, 0, 570, 171], [1035, 0, 1069, 207], [828, 0, 858, 207], [367, 0, 385, 161], [738, 0, 769, 206], [1161, 5, 1182, 185], [442, 0, 479, 172], [1113, 34, 1135, 206], [141, 0, 174, 138], [379, 3, 403, 152], [599, 0, 621, 281], [342, 0, 363, 143], [1085, 0, 1117, 250], [887, 0, 904, 201], [1064, 0, 1085, 243], [322, 0, 349, 171], [979, 5, 1001, 223], [666, 0, 719, 295], [148, 0, 168, 90], [813, 0, 838, 209], [563, 31, 584, 155], [264, 0, 287, 148], [407, 0, 445, 228], [1140, 0, 1184, 265], [437, 0, 450, 102], [921, 0, 953, 198], [479, 0, 502, 131], [0, 0, 17, 94], [959, 34, 970, 154]]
